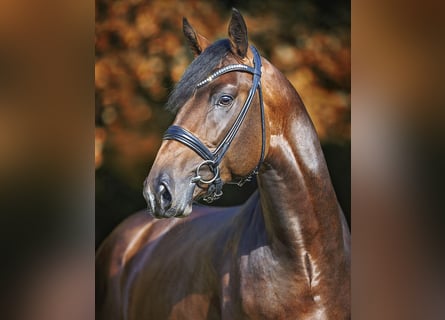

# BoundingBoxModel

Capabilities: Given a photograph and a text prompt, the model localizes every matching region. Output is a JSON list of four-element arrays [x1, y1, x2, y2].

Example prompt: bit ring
[[193, 160, 219, 184]]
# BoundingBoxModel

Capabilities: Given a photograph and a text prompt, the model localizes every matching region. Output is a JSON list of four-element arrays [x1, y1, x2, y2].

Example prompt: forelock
[[166, 39, 232, 113]]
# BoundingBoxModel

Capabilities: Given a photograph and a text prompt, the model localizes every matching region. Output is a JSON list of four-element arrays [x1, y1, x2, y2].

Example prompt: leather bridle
[[163, 45, 265, 203]]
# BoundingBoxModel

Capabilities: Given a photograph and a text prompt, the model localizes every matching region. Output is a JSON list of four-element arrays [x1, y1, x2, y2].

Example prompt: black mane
[[166, 39, 232, 112]]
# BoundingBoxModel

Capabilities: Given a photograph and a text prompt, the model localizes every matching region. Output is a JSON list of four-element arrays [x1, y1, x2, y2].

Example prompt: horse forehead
[[206, 72, 243, 92]]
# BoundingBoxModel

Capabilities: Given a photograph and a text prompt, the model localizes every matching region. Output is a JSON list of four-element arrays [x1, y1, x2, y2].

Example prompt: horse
[[96, 9, 350, 320]]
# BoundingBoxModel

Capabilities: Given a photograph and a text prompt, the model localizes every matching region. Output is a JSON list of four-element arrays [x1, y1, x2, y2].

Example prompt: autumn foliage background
[[2, 0, 444, 319], [95, 0, 350, 244]]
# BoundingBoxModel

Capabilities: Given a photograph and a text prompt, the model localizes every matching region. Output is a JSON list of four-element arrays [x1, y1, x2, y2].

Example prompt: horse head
[[143, 9, 266, 218]]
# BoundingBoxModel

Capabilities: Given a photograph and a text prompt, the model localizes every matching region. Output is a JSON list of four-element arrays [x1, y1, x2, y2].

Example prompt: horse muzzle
[[143, 173, 194, 218]]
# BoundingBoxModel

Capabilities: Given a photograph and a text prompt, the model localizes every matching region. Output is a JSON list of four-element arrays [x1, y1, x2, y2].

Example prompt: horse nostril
[[157, 181, 172, 211]]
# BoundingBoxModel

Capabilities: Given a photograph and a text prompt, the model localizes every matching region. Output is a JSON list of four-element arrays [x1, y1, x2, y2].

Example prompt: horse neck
[[257, 60, 348, 268]]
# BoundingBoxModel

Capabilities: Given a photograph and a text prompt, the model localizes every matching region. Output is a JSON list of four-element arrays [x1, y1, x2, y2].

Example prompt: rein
[[163, 46, 265, 203]]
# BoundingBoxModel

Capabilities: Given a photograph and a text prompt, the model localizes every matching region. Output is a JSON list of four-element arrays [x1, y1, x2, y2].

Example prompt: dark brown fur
[[96, 9, 350, 320]]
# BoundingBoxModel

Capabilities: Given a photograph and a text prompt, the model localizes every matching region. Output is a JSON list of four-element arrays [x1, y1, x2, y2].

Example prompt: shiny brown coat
[[96, 9, 350, 320]]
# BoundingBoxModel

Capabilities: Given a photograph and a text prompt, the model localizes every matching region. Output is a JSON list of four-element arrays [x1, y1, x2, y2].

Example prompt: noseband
[[163, 46, 265, 203]]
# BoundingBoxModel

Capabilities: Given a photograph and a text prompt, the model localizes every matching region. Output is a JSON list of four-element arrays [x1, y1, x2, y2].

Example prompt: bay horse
[[96, 9, 350, 320]]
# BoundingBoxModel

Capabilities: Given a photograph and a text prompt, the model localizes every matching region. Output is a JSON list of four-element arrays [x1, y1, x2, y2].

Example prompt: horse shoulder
[[216, 195, 318, 319]]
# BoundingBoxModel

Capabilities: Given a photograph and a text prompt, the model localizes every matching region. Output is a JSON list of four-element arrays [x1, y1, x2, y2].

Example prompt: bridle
[[163, 45, 265, 203]]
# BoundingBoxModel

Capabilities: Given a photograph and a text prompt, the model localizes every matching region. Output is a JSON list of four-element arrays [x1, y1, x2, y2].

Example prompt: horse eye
[[217, 95, 234, 107]]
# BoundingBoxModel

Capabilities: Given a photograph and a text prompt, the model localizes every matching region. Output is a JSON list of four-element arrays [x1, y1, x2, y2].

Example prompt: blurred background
[[1, 0, 444, 319], [95, 0, 351, 246]]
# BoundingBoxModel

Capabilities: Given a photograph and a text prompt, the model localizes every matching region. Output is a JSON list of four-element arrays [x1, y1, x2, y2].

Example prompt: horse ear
[[183, 17, 210, 57], [228, 8, 248, 58]]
